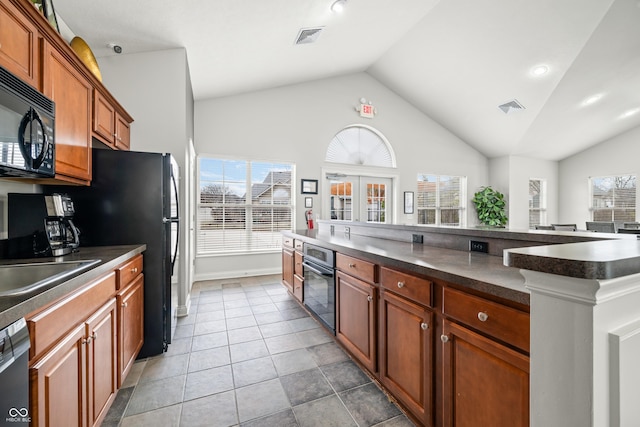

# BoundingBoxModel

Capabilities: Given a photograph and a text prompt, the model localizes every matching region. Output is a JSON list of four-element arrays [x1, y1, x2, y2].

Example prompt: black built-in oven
[[303, 243, 336, 334]]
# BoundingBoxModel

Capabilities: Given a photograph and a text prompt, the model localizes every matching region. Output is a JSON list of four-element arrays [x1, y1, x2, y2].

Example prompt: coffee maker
[[7, 193, 80, 257]]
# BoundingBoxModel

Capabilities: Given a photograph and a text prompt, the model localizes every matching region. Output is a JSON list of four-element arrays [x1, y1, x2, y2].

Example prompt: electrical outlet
[[412, 234, 424, 244], [469, 240, 489, 253], [344, 226, 350, 236]]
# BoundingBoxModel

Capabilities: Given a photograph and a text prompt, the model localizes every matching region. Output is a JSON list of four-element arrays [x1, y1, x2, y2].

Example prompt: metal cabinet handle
[[348, 263, 356, 268], [477, 311, 489, 322], [397, 281, 405, 288], [82, 337, 91, 344], [441, 334, 449, 343], [91, 332, 97, 341], [421, 322, 428, 330], [367, 295, 373, 302], [122, 302, 128, 308], [131, 267, 138, 273]]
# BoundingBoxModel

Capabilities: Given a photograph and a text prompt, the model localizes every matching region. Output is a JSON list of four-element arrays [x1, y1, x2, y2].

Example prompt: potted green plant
[[472, 186, 508, 227]]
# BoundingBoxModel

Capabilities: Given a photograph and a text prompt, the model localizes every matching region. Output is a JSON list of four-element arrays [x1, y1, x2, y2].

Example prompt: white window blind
[[529, 178, 546, 229], [590, 175, 636, 222], [198, 158, 293, 254], [416, 174, 466, 226]]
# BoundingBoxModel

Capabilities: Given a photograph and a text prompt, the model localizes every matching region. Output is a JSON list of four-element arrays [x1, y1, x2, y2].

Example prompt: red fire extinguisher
[[305, 210, 314, 229]]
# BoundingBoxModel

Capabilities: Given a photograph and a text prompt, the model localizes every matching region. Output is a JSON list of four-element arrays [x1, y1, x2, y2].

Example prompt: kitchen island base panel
[[523, 269, 640, 427]]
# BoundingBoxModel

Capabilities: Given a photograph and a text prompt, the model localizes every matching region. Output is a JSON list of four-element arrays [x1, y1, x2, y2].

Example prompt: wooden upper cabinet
[[93, 89, 131, 150], [0, 0, 38, 87], [41, 40, 92, 184], [115, 111, 130, 149]]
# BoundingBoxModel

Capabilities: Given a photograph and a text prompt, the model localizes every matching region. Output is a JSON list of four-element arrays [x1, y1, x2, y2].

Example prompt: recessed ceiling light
[[530, 65, 549, 77], [331, 0, 347, 13], [619, 108, 640, 119], [581, 93, 603, 107]]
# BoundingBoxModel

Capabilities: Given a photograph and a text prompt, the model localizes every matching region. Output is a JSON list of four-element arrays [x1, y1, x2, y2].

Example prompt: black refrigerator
[[48, 148, 179, 358]]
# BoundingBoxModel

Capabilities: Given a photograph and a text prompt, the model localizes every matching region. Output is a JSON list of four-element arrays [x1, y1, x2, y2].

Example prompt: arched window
[[325, 125, 396, 168]]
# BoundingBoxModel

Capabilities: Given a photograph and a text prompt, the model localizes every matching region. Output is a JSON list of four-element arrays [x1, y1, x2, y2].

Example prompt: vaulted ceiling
[[52, 0, 640, 161]]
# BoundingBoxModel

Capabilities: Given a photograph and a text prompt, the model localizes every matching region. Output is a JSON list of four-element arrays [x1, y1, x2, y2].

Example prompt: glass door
[[327, 174, 392, 223]]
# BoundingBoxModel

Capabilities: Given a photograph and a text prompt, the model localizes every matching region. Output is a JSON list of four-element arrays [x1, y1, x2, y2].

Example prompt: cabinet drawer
[[294, 240, 304, 251], [283, 237, 294, 249], [116, 254, 143, 290], [442, 287, 529, 353], [294, 251, 304, 277], [28, 272, 117, 360], [379, 267, 432, 307], [336, 253, 376, 283]]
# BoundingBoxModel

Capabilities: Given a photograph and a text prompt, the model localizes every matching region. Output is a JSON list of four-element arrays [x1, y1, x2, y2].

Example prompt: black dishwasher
[[0, 318, 30, 425]]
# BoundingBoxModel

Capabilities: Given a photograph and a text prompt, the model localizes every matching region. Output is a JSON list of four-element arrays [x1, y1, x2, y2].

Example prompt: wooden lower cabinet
[[117, 273, 144, 387], [86, 299, 118, 427], [336, 271, 377, 372], [379, 290, 433, 426], [28, 253, 145, 427], [30, 298, 117, 427], [441, 320, 529, 427], [30, 323, 85, 427], [281, 247, 294, 293]]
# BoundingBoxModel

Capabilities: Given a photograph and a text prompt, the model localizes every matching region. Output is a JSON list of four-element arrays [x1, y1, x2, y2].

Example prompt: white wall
[[194, 72, 489, 280], [560, 125, 640, 227], [98, 48, 195, 314], [490, 156, 559, 230]]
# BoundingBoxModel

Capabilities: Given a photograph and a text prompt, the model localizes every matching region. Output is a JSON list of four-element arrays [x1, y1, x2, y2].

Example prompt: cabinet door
[[93, 90, 116, 147], [30, 324, 86, 427], [336, 271, 377, 372], [441, 320, 529, 427], [42, 41, 92, 184], [115, 111, 130, 150], [281, 248, 294, 293], [379, 290, 433, 426], [293, 274, 304, 302], [86, 299, 117, 427], [117, 274, 144, 387], [0, 0, 38, 87]]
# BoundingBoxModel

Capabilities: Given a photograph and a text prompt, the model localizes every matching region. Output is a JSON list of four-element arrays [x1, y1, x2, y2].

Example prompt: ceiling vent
[[295, 27, 323, 45], [498, 99, 525, 114]]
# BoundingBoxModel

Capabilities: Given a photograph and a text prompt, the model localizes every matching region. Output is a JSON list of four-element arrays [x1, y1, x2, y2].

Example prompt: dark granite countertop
[[504, 238, 640, 280], [284, 230, 529, 306], [0, 244, 145, 329]]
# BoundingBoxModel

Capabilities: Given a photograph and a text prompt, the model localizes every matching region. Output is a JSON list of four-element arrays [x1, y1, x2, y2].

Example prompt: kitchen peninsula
[[283, 221, 640, 427]]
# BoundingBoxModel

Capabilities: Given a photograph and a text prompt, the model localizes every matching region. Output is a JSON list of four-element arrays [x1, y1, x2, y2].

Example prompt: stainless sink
[[0, 259, 101, 297]]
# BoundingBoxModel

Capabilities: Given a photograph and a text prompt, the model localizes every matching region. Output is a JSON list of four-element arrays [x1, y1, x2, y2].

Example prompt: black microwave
[[0, 65, 55, 178]]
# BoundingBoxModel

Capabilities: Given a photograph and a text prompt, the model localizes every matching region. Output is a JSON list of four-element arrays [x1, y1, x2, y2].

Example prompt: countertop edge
[[284, 230, 529, 307], [0, 244, 146, 328]]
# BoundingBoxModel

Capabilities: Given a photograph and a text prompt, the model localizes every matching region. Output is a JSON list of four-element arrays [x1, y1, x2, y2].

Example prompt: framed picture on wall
[[301, 179, 318, 194], [404, 191, 414, 214], [305, 197, 313, 208]]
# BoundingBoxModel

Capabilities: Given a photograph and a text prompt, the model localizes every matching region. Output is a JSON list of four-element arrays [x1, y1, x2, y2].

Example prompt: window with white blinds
[[197, 158, 294, 254], [529, 178, 546, 229], [416, 174, 466, 226], [590, 175, 636, 222]]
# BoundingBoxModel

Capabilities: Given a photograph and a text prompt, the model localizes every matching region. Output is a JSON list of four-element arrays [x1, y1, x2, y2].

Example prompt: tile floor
[[102, 274, 415, 427]]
